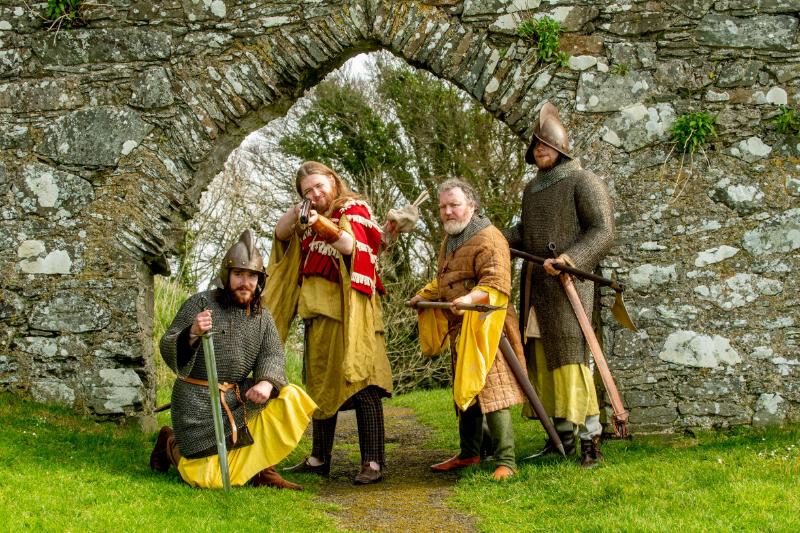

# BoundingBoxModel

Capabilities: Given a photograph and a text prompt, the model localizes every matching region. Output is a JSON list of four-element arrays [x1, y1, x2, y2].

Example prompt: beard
[[229, 285, 255, 307], [443, 218, 471, 235], [535, 153, 561, 171], [312, 189, 337, 214]]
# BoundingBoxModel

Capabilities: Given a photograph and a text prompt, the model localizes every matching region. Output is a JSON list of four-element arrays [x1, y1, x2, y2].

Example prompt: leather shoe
[[492, 465, 515, 481], [283, 456, 330, 477], [252, 466, 303, 490], [353, 463, 382, 485], [150, 426, 174, 473], [523, 431, 576, 460], [430, 454, 480, 472]]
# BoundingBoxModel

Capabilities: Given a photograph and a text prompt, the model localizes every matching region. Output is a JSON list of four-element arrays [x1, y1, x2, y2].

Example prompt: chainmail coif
[[445, 213, 492, 255]]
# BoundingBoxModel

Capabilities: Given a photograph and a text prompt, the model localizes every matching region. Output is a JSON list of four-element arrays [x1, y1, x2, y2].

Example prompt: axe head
[[612, 290, 638, 332]]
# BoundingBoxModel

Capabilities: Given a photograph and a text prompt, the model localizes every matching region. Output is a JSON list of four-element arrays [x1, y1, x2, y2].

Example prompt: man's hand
[[245, 380, 274, 404], [543, 257, 565, 276], [450, 290, 488, 316], [189, 309, 212, 345], [408, 294, 427, 311]]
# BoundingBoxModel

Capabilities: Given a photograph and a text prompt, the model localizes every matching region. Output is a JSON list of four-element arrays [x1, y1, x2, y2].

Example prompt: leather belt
[[179, 376, 244, 445]]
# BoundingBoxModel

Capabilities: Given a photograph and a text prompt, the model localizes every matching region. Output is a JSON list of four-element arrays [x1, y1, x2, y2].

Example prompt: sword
[[498, 335, 566, 457], [201, 330, 232, 491], [407, 300, 504, 321]]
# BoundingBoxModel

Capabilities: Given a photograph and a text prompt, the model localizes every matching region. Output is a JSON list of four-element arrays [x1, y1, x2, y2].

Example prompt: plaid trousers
[[311, 385, 385, 467]]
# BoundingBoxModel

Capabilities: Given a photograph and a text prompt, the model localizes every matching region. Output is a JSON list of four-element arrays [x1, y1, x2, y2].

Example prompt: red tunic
[[300, 199, 384, 296]]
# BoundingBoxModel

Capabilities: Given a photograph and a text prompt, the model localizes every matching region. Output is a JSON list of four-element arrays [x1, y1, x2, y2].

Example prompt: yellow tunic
[[263, 217, 393, 419], [525, 339, 599, 426], [417, 279, 508, 412], [177, 384, 317, 488]]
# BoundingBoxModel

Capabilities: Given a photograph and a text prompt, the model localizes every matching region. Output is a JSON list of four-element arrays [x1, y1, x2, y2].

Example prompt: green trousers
[[458, 402, 516, 471]]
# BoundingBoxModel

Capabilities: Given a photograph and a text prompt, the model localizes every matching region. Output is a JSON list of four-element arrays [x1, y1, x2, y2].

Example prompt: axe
[[547, 243, 630, 438], [510, 248, 637, 332]]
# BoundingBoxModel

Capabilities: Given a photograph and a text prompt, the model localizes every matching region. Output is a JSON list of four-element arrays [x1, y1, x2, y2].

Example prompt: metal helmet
[[219, 229, 266, 293], [524, 101, 573, 164]]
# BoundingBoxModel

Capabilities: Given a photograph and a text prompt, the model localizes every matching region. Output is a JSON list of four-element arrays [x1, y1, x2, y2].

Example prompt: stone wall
[[0, 0, 797, 431]]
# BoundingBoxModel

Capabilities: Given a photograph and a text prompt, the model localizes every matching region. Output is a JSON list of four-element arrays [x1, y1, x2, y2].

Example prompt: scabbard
[[201, 333, 232, 491], [498, 335, 565, 457], [559, 273, 630, 438]]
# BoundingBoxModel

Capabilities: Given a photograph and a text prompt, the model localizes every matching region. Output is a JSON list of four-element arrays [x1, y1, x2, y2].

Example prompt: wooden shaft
[[510, 248, 625, 292], [559, 273, 629, 424], [311, 215, 343, 243], [408, 301, 500, 313], [498, 335, 565, 457]]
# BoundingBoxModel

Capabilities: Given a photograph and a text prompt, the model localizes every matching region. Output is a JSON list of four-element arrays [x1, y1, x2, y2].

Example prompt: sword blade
[[201, 333, 231, 491]]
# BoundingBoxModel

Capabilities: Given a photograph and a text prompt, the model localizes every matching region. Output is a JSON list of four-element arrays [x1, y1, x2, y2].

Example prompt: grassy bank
[[391, 388, 800, 532], [0, 393, 334, 532]]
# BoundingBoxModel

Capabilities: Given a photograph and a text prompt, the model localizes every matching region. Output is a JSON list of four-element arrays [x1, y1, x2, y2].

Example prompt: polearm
[[559, 274, 630, 438], [509, 248, 637, 331], [201, 331, 232, 491], [510, 248, 624, 290], [409, 300, 565, 457], [498, 335, 565, 457], [546, 243, 630, 438]]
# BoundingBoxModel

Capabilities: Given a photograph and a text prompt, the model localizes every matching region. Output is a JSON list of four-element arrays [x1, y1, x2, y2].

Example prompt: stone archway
[[2, 1, 798, 430]]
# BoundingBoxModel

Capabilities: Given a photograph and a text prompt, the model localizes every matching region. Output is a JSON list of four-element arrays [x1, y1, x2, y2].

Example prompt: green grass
[[390, 388, 800, 533], [0, 393, 338, 532], [5, 383, 798, 532]]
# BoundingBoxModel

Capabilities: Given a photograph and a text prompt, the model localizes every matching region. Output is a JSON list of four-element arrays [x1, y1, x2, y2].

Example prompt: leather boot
[[524, 430, 576, 460], [430, 454, 480, 472], [252, 466, 304, 490], [580, 435, 604, 468], [150, 426, 180, 472]]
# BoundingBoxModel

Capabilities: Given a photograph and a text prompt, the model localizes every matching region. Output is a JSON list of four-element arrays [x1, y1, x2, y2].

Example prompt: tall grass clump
[[772, 105, 800, 139], [153, 276, 191, 393]]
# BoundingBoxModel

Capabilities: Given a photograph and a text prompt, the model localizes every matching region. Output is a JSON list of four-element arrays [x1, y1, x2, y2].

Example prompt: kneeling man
[[150, 230, 317, 490]]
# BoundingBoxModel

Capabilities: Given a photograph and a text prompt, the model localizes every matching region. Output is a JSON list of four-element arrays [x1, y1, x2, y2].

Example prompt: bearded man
[[265, 161, 393, 485], [504, 102, 615, 468], [410, 179, 526, 481], [150, 230, 317, 489]]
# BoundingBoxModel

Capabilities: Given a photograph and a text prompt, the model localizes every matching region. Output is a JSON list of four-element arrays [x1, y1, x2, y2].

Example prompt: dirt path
[[314, 406, 477, 533]]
